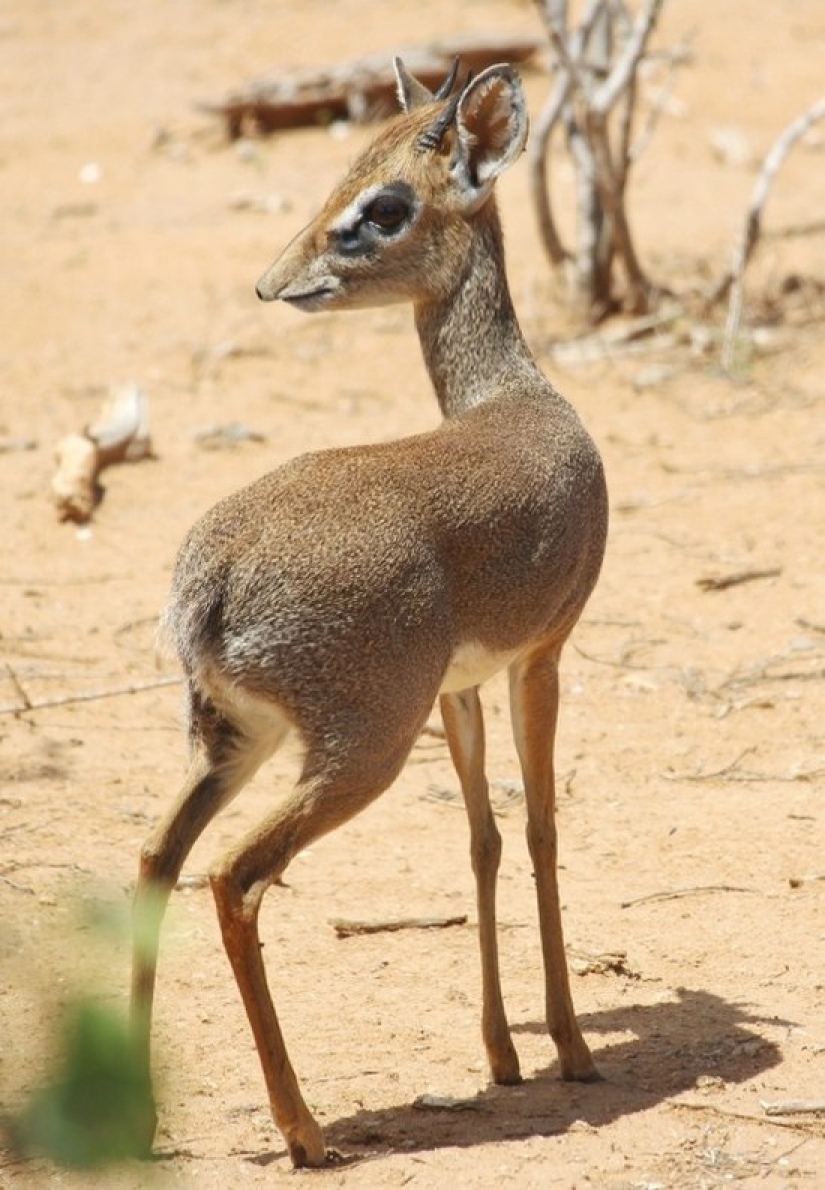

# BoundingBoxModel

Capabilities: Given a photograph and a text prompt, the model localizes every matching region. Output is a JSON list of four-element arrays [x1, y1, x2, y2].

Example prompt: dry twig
[[0, 874, 35, 895], [4, 664, 32, 712], [796, 617, 825, 636], [621, 884, 761, 909], [330, 914, 467, 938], [671, 1098, 825, 1136], [0, 675, 181, 717], [696, 567, 781, 592], [762, 1100, 825, 1118], [716, 652, 825, 693], [664, 745, 825, 785], [788, 874, 825, 889]]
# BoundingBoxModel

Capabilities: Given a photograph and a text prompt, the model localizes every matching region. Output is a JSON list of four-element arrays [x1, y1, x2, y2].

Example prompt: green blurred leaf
[[10, 998, 156, 1169]]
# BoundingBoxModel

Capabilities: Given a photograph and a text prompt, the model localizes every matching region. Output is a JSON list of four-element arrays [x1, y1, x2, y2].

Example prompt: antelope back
[[256, 62, 529, 310]]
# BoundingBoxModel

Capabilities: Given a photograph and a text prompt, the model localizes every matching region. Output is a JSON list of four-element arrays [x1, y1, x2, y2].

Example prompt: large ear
[[451, 65, 528, 209]]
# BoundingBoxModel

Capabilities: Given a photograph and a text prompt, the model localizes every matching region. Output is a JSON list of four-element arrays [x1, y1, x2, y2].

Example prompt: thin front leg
[[440, 689, 521, 1085], [508, 646, 599, 1082]]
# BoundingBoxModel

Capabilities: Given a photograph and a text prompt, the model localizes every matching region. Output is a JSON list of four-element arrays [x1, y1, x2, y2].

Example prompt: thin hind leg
[[440, 688, 521, 1085], [130, 684, 287, 1148], [210, 727, 422, 1168]]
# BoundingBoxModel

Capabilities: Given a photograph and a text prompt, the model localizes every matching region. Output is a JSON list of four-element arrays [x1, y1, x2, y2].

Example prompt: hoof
[[561, 1061, 603, 1084], [489, 1040, 522, 1086], [555, 1034, 601, 1084], [286, 1129, 327, 1169], [492, 1063, 523, 1087]]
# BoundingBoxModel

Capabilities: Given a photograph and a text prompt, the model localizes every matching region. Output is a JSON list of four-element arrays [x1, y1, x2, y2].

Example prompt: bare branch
[[708, 95, 825, 368], [725, 97, 825, 293], [531, 0, 612, 284], [535, 0, 569, 42], [629, 35, 694, 164], [531, 0, 668, 315], [527, 73, 572, 267], [615, 67, 638, 193], [585, 105, 651, 311], [538, 0, 605, 96], [592, 0, 666, 116]]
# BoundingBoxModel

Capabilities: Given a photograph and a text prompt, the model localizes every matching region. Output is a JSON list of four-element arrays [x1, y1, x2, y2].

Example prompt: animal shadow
[[246, 986, 783, 1167]]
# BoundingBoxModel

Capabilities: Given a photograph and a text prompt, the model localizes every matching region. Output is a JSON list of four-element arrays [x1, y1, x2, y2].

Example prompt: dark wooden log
[[205, 34, 543, 139]]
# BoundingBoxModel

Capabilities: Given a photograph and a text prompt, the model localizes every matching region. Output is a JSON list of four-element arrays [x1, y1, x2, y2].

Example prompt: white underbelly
[[439, 640, 520, 694]]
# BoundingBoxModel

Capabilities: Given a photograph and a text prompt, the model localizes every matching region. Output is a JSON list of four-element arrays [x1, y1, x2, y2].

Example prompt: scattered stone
[[192, 421, 267, 450], [709, 125, 755, 168]]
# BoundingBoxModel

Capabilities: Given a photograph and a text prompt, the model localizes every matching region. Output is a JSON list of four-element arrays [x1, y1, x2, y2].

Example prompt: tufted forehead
[[319, 104, 455, 217]]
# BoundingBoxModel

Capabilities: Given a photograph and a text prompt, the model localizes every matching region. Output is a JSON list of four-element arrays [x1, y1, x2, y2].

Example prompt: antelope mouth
[[281, 286, 334, 308]]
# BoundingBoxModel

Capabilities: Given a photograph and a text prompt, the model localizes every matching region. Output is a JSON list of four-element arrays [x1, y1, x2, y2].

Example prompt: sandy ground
[[2, 1, 825, 1186]]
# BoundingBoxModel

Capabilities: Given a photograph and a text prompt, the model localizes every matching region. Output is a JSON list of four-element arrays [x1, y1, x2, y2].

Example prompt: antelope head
[[255, 59, 528, 310]]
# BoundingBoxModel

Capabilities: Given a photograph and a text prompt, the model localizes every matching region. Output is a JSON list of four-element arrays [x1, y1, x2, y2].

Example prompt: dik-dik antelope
[[131, 59, 608, 1168]]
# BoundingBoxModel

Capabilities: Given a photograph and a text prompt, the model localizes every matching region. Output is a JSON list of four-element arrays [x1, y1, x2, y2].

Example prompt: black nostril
[[256, 276, 278, 302]]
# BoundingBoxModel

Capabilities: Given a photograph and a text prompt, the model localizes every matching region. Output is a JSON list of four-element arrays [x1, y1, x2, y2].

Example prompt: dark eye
[[364, 194, 410, 233]]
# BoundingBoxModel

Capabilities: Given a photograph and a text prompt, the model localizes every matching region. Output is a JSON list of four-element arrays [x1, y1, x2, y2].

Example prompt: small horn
[[415, 72, 471, 153], [433, 57, 460, 102]]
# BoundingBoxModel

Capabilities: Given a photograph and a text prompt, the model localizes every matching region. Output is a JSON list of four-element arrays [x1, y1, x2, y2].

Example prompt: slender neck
[[414, 200, 540, 419]]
